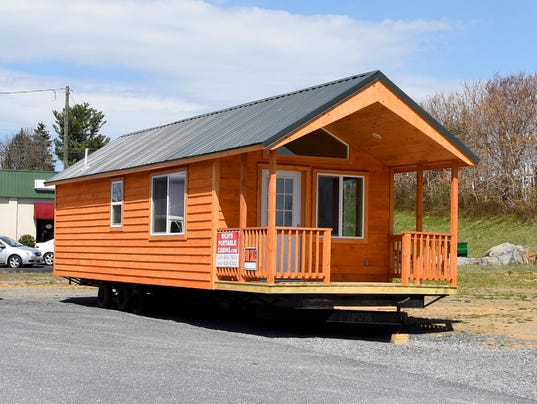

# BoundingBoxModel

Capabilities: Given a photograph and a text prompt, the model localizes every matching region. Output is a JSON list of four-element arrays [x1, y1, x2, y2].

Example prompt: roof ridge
[[121, 71, 379, 139]]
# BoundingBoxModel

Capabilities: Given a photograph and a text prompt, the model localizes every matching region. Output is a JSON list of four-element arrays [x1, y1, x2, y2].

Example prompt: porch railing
[[216, 227, 331, 284], [389, 231, 457, 286]]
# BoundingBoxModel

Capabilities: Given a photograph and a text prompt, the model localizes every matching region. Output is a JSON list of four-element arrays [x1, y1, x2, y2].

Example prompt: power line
[[0, 87, 65, 101]]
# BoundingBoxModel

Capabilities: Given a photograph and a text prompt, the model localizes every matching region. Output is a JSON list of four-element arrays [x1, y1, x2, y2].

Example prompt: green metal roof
[[0, 170, 57, 199], [49, 70, 479, 183]]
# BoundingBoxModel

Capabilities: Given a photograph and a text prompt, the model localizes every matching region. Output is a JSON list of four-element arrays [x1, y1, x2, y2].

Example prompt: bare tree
[[420, 72, 537, 219], [0, 136, 8, 167], [1, 122, 55, 170]]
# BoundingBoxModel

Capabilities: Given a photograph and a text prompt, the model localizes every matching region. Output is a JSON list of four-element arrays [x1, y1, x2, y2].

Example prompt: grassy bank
[[394, 211, 537, 257], [458, 264, 537, 299]]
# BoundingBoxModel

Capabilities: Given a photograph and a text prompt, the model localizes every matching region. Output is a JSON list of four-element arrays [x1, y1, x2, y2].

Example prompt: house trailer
[[48, 71, 478, 321]]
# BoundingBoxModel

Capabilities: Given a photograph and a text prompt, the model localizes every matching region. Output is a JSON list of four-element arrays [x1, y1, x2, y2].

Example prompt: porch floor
[[215, 280, 457, 296]]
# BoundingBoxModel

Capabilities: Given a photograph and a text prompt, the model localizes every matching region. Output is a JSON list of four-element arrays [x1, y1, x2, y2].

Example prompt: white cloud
[[0, 0, 457, 140]]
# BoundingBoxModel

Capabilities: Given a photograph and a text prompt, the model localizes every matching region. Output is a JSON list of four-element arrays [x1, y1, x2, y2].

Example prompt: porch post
[[211, 159, 221, 286], [388, 167, 395, 236], [416, 164, 424, 232], [240, 153, 248, 229], [267, 150, 277, 284], [450, 165, 459, 287], [238, 154, 248, 282]]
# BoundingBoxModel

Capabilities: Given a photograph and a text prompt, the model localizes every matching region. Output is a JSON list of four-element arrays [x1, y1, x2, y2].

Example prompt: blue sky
[[1, 0, 536, 161]]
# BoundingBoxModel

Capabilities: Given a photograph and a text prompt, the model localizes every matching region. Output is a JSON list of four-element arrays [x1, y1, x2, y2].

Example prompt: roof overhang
[[46, 143, 265, 186], [269, 78, 478, 171]]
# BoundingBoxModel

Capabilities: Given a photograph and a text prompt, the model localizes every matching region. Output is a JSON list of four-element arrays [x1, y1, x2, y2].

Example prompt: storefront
[[0, 170, 56, 242]]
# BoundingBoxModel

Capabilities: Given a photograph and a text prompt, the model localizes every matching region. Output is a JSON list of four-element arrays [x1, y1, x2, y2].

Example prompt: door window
[[261, 170, 301, 227]]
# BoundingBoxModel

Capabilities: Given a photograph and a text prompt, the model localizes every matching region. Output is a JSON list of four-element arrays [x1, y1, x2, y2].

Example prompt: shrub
[[18, 234, 36, 247]]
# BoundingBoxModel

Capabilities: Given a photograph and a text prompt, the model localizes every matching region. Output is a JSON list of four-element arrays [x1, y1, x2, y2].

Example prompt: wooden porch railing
[[389, 231, 457, 286], [216, 227, 331, 284]]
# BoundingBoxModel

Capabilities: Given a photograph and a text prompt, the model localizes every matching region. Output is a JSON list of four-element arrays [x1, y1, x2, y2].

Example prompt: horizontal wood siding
[[56, 145, 394, 286], [217, 148, 393, 283], [54, 162, 215, 289]]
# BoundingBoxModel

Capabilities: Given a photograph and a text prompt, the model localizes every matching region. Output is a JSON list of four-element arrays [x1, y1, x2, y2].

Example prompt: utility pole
[[63, 85, 70, 168]]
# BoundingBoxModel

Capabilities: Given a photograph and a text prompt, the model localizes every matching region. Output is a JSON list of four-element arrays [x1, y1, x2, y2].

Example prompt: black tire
[[97, 284, 113, 309], [131, 288, 145, 315], [116, 284, 131, 312], [7, 255, 22, 269], [43, 252, 54, 266]]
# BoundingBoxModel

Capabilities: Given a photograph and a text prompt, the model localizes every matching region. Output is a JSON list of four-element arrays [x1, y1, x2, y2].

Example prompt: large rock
[[458, 242, 530, 266], [483, 242, 529, 265]]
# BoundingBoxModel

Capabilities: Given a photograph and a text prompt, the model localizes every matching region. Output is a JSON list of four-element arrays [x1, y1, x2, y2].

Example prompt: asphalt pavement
[[1, 286, 536, 403]]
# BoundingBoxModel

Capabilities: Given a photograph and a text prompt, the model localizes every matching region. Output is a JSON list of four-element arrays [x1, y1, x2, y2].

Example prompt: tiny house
[[48, 71, 478, 317]]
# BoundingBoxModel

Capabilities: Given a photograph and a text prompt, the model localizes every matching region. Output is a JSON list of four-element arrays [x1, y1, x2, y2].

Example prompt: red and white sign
[[216, 230, 239, 268], [244, 247, 257, 271]]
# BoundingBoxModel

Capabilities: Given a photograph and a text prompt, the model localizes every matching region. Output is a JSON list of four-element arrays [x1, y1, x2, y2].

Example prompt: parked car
[[0, 236, 43, 268], [35, 239, 54, 266]]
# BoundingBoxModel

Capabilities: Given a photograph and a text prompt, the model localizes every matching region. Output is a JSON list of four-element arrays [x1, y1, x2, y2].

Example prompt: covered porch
[[214, 153, 461, 288], [212, 75, 475, 291]]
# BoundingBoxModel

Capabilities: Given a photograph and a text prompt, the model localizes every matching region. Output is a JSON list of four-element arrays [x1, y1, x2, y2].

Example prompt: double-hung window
[[110, 180, 123, 227], [151, 172, 186, 235], [317, 174, 364, 238]]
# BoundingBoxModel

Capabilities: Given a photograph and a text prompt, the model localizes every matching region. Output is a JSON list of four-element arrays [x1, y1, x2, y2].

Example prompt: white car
[[0, 236, 43, 268], [35, 239, 54, 266]]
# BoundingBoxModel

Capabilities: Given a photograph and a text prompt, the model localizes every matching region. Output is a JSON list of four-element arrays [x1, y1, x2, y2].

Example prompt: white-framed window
[[317, 174, 364, 238], [151, 171, 186, 235], [110, 180, 123, 227]]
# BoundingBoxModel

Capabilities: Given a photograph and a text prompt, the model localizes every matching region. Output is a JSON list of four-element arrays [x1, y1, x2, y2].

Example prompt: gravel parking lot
[[1, 285, 536, 403]]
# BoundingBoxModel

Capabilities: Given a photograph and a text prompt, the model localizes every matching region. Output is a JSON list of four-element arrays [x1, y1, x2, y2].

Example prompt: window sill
[[149, 234, 187, 241]]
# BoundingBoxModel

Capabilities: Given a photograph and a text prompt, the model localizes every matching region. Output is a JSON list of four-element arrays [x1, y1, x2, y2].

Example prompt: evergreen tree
[[32, 122, 55, 170], [53, 102, 110, 167]]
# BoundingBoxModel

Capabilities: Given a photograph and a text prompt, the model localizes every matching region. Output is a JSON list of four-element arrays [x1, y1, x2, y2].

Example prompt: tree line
[[3, 73, 536, 219], [395, 72, 537, 220], [0, 102, 109, 170]]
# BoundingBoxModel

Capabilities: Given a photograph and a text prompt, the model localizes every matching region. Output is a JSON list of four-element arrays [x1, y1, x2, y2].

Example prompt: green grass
[[394, 210, 537, 257], [457, 264, 537, 299]]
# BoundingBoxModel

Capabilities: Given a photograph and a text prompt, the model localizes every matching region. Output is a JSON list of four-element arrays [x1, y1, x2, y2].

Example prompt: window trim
[[150, 171, 186, 236], [110, 179, 123, 228], [315, 172, 366, 239]]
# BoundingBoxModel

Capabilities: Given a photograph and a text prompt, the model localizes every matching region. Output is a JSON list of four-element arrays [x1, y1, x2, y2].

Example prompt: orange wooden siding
[[54, 161, 216, 289], [216, 145, 393, 282], [55, 140, 405, 286]]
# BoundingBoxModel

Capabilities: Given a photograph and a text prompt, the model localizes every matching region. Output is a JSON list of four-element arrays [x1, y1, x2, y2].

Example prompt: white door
[[261, 170, 302, 274], [261, 170, 302, 227]]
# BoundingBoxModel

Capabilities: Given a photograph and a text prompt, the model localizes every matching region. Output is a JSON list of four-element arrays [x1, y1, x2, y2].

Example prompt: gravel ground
[[276, 332, 537, 401], [1, 285, 536, 403]]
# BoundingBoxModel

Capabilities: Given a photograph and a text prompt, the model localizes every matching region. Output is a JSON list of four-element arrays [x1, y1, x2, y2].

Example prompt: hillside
[[394, 211, 537, 257]]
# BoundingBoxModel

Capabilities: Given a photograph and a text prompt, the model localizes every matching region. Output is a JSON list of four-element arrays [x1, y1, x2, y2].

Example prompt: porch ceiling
[[326, 102, 463, 170]]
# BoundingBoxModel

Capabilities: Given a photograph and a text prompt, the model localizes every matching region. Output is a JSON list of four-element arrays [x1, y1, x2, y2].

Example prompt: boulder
[[483, 242, 529, 265], [458, 242, 531, 266], [457, 257, 482, 266]]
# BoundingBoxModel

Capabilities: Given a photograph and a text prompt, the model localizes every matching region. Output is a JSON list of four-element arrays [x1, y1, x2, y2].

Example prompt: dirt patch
[[407, 293, 537, 348]]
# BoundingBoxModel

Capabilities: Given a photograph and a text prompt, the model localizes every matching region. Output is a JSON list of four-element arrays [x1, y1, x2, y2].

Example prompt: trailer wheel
[[97, 284, 113, 309], [117, 284, 131, 312], [131, 288, 145, 315]]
